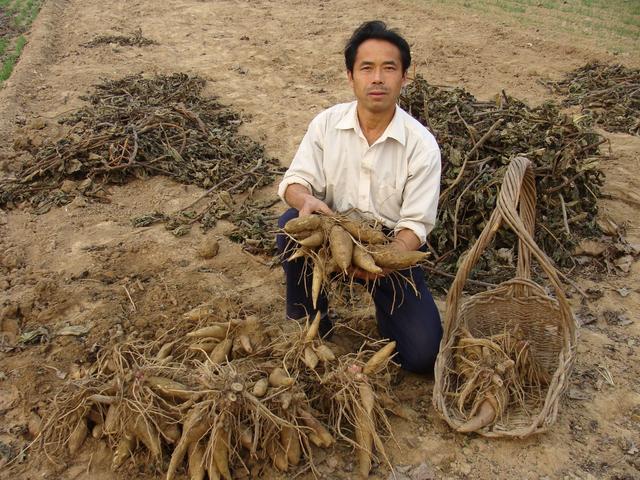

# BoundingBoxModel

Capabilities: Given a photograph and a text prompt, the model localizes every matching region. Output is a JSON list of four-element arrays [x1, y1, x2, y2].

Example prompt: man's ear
[[347, 70, 354, 87], [401, 70, 408, 87]]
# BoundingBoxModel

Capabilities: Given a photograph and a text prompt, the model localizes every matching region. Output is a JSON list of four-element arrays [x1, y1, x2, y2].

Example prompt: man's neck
[[356, 104, 396, 146]]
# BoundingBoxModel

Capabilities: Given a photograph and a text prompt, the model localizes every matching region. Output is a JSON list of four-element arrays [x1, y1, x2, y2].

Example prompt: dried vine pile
[[399, 76, 607, 288], [36, 307, 403, 479], [82, 29, 158, 48], [545, 61, 640, 136], [1, 73, 281, 219]]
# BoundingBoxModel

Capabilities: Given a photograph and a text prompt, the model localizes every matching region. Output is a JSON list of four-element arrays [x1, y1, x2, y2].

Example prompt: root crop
[[38, 303, 403, 478], [283, 214, 429, 309], [450, 327, 550, 433]]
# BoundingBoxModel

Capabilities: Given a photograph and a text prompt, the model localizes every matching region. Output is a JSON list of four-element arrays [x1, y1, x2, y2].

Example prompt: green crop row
[[420, 0, 639, 54], [0, 0, 44, 84]]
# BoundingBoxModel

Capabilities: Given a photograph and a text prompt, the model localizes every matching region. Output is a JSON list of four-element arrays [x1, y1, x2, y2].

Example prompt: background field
[[427, 0, 640, 54]]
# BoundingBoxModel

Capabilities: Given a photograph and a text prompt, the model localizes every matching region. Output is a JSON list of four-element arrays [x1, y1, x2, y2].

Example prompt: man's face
[[348, 39, 407, 116]]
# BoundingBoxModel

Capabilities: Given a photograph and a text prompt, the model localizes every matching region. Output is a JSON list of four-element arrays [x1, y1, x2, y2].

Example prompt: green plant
[[418, 0, 639, 53], [0, 38, 8, 58], [0, 35, 26, 82], [15, 0, 40, 27], [0, 0, 44, 83]]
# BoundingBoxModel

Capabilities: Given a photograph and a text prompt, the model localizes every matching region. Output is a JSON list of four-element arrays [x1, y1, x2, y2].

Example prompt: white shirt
[[278, 101, 441, 245]]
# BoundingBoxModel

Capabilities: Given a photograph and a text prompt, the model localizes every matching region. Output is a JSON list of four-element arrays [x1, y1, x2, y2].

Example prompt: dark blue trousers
[[277, 208, 443, 374]]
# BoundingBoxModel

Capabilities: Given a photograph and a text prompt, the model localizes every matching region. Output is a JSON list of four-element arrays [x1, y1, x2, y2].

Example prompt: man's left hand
[[347, 265, 389, 281], [392, 228, 422, 252], [346, 229, 421, 281]]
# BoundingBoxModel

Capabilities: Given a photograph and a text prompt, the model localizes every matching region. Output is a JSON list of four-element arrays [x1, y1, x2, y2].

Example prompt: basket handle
[[443, 156, 575, 342], [495, 158, 574, 338], [496, 154, 536, 291], [511, 156, 536, 282]]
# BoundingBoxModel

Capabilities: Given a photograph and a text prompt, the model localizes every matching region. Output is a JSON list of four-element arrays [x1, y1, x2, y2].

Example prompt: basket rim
[[459, 277, 555, 300]]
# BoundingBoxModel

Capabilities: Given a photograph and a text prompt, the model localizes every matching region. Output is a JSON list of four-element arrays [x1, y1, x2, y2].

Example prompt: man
[[276, 21, 442, 374]]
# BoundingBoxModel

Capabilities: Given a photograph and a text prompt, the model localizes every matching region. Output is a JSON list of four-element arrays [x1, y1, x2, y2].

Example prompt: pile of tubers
[[452, 327, 550, 433], [38, 307, 403, 479], [284, 214, 430, 308]]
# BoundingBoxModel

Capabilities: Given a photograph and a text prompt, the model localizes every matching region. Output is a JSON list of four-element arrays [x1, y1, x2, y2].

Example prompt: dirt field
[[0, 0, 639, 479]]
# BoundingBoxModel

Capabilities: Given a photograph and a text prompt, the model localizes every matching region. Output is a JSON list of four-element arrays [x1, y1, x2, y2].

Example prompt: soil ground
[[0, 1, 639, 479]]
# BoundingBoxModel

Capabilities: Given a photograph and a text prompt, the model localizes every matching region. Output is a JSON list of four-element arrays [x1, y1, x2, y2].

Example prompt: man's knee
[[397, 342, 440, 374], [392, 316, 443, 374]]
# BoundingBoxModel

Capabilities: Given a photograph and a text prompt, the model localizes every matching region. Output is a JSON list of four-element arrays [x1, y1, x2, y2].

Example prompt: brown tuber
[[329, 224, 354, 272], [284, 215, 322, 234], [369, 246, 429, 269], [269, 368, 294, 388], [363, 341, 397, 375]]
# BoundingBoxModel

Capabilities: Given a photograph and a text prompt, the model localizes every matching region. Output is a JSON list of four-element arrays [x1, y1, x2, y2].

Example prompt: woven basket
[[432, 156, 577, 438]]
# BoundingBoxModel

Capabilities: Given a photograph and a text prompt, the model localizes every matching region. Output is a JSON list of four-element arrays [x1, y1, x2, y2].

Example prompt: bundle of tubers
[[452, 327, 550, 433], [317, 340, 400, 479], [38, 341, 198, 469], [38, 303, 403, 479], [268, 311, 338, 372], [284, 214, 430, 308], [185, 316, 260, 363]]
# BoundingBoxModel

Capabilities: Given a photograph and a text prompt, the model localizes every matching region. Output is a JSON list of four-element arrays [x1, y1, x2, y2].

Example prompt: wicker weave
[[432, 156, 577, 438]]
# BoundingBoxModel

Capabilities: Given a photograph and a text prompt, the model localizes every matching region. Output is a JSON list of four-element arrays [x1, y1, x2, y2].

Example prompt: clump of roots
[[38, 303, 402, 478], [450, 327, 550, 433], [40, 340, 197, 469], [316, 340, 401, 479], [282, 213, 429, 310]]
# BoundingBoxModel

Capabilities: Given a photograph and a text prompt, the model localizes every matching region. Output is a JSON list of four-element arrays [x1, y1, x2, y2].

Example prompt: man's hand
[[392, 228, 422, 252], [284, 183, 333, 217], [299, 195, 333, 217], [348, 265, 389, 281], [348, 228, 421, 281]]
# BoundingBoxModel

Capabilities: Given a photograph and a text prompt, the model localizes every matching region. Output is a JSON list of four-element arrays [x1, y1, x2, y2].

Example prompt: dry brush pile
[[133, 193, 281, 255], [0, 73, 283, 247], [544, 61, 640, 136], [399, 76, 610, 289], [82, 28, 158, 48], [33, 305, 406, 479], [282, 213, 429, 306]]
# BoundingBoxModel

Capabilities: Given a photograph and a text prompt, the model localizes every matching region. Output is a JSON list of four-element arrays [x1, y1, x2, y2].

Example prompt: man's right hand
[[284, 183, 333, 217], [299, 195, 333, 217]]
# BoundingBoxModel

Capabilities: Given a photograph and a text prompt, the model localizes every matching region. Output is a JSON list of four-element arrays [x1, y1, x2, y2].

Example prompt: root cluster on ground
[[36, 305, 404, 479]]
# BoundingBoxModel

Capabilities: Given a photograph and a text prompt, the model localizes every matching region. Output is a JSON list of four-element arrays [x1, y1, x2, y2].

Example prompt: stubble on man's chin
[[368, 104, 394, 116]]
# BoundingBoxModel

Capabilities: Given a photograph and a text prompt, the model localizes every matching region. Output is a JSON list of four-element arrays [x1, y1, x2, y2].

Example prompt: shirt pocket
[[375, 180, 403, 219]]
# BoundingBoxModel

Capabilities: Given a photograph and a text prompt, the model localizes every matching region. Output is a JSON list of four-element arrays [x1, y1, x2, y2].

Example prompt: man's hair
[[344, 20, 411, 74]]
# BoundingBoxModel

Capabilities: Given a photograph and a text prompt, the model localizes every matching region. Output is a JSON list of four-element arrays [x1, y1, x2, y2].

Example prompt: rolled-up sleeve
[[394, 147, 441, 245], [277, 114, 327, 202]]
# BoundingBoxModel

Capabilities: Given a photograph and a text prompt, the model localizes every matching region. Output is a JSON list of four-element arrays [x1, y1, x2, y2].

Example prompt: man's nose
[[372, 68, 384, 83]]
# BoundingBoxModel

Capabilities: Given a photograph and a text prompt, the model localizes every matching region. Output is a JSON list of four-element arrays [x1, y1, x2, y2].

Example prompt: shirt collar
[[335, 102, 406, 146]]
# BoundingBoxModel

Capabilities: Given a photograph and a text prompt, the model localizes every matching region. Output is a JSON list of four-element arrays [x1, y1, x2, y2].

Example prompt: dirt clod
[[198, 237, 220, 259]]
